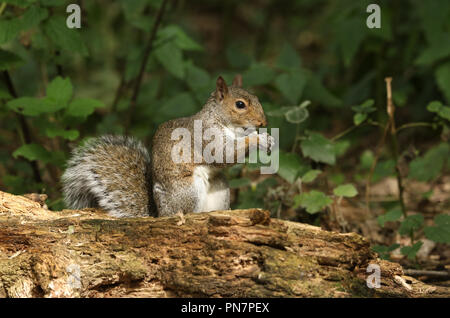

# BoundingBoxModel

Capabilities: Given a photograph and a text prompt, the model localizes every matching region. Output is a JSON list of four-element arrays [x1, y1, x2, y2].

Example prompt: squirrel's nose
[[258, 117, 267, 127]]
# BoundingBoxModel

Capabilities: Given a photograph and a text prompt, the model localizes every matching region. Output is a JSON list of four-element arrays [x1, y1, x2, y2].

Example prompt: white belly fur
[[193, 166, 229, 212]]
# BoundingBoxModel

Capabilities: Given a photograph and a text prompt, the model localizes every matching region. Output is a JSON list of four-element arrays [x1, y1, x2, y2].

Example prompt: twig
[[331, 124, 358, 142], [397, 122, 434, 133], [291, 123, 301, 153], [385, 78, 396, 134], [2, 71, 42, 183], [365, 78, 409, 225], [385, 78, 407, 221], [404, 269, 450, 279], [125, 0, 169, 133]]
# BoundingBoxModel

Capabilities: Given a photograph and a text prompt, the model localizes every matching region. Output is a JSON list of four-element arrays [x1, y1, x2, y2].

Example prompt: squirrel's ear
[[232, 74, 243, 87], [215, 76, 229, 101]]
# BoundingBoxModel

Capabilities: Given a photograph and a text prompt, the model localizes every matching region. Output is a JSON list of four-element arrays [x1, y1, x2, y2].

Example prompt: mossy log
[[0, 190, 445, 298]]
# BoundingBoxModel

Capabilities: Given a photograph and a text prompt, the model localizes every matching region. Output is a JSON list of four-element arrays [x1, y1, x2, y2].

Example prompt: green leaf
[[19, 4, 48, 29], [426, 100, 442, 112], [377, 207, 402, 227], [414, 1, 450, 44], [185, 62, 210, 89], [353, 113, 367, 126], [416, 41, 450, 66], [424, 214, 450, 243], [285, 106, 309, 124], [40, 0, 66, 7], [156, 92, 198, 121], [45, 127, 79, 141], [242, 63, 275, 86], [372, 243, 400, 260], [46, 77, 73, 108], [275, 70, 307, 105], [277, 150, 308, 184], [333, 184, 358, 197], [154, 41, 185, 79], [415, 30, 450, 66], [276, 43, 301, 70], [372, 159, 396, 182], [351, 99, 376, 113], [302, 71, 342, 108], [121, 0, 154, 30], [157, 25, 202, 51], [399, 214, 424, 236], [184, 62, 211, 101], [301, 169, 321, 183], [400, 241, 423, 260], [435, 62, 450, 104], [7, 97, 62, 116], [0, 49, 24, 70], [434, 214, 450, 229], [13, 143, 52, 163], [44, 16, 88, 56], [0, 87, 11, 99], [359, 150, 375, 170], [293, 190, 332, 214], [408, 143, 449, 182], [2, 174, 29, 194], [48, 150, 66, 167], [333, 140, 350, 158], [229, 178, 251, 189], [300, 132, 336, 165], [1, 0, 37, 8], [66, 98, 105, 118], [0, 6, 48, 45], [336, 17, 367, 67], [299, 100, 311, 108], [426, 101, 450, 121], [329, 173, 345, 186]]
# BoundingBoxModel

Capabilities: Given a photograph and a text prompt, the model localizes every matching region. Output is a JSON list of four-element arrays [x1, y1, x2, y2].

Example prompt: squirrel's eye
[[235, 101, 246, 109]]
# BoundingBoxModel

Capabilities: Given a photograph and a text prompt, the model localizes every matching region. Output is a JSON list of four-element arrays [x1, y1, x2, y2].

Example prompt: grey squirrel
[[62, 75, 274, 217]]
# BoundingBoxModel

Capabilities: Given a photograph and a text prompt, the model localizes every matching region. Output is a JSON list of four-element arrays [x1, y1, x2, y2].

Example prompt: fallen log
[[0, 190, 445, 297]]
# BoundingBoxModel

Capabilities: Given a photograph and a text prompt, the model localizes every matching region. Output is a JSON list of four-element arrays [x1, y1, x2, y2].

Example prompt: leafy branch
[[2, 70, 42, 183], [125, 0, 169, 133]]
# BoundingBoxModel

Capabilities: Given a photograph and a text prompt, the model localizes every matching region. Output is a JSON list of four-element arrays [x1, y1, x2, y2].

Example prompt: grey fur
[[62, 135, 153, 217]]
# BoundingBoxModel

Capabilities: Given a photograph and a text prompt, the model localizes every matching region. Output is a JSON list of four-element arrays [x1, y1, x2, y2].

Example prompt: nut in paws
[[258, 132, 275, 153]]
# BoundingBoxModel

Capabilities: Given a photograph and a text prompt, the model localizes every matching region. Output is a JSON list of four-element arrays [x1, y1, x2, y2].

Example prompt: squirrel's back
[[62, 135, 154, 217]]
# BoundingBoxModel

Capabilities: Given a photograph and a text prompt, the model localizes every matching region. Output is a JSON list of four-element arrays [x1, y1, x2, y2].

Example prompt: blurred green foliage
[[0, 0, 449, 256]]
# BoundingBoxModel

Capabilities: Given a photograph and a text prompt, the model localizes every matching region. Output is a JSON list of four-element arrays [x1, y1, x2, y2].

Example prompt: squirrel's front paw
[[258, 132, 275, 153]]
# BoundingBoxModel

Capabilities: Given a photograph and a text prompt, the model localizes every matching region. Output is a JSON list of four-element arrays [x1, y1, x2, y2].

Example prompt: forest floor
[[270, 173, 450, 289]]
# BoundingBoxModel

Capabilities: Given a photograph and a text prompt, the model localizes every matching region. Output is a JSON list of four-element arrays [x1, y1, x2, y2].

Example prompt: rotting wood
[[0, 190, 447, 298]]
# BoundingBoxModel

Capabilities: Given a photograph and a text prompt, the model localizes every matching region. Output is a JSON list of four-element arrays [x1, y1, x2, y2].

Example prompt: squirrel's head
[[213, 75, 267, 129]]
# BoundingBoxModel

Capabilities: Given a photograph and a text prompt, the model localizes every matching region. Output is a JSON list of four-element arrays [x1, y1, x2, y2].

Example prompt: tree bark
[[0, 191, 446, 298]]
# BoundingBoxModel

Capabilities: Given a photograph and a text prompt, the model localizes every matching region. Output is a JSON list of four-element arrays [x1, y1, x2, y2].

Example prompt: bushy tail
[[61, 135, 154, 217]]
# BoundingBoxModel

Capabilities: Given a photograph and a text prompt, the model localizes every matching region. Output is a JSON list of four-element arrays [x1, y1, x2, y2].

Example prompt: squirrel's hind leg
[[153, 171, 230, 216], [153, 178, 199, 217]]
